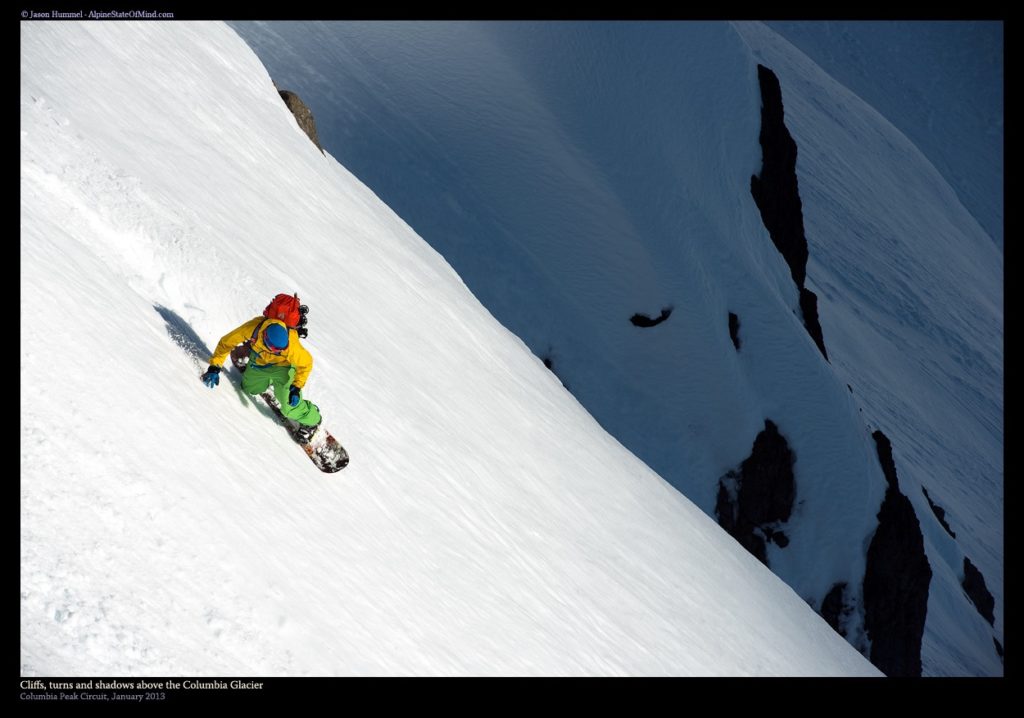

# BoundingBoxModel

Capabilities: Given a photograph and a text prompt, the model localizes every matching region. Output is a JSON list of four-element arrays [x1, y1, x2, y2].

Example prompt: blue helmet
[[263, 323, 289, 352]]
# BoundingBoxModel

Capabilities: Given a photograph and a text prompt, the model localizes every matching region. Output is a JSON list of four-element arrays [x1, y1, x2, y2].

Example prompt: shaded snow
[[230, 20, 1002, 676]]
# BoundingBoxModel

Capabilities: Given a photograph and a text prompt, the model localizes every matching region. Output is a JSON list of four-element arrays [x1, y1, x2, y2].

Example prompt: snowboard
[[229, 343, 349, 473]]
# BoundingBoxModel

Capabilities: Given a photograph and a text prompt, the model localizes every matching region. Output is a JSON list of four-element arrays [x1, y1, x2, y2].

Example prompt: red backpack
[[262, 293, 309, 338], [264, 293, 302, 327]]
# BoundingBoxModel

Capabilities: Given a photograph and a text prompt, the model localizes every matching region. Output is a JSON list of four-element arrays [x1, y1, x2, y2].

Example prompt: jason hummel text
[[21, 10, 174, 18], [23, 10, 83, 17]]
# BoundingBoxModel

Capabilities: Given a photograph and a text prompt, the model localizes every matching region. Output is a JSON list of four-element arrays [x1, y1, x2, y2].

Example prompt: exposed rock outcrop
[[962, 556, 995, 626], [922, 486, 957, 539], [798, 287, 828, 361], [278, 88, 324, 154], [862, 430, 932, 677], [715, 419, 795, 566], [750, 64, 829, 362], [630, 307, 673, 328], [729, 312, 741, 350], [821, 582, 850, 638]]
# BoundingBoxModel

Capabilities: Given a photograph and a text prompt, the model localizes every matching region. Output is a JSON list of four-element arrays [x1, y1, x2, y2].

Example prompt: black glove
[[288, 385, 301, 407], [200, 365, 221, 388]]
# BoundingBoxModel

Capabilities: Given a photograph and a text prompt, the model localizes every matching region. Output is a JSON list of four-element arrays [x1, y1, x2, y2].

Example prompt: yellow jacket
[[209, 317, 314, 389]]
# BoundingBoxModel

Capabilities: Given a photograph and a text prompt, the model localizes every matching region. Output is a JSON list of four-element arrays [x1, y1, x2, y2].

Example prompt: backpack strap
[[246, 317, 269, 362], [249, 317, 268, 345]]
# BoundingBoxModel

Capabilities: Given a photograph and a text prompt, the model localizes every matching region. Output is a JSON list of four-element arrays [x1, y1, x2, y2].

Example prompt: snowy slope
[[229, 21, 1002, 675], [19, 22, 880, 676], [766, 21, 1003, 250], [734, 22, 1003, 677]]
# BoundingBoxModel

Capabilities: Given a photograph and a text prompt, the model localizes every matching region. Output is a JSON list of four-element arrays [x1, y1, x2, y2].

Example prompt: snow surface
[[734, 23, 1003, 676], [20, 22, 881, 677], [229, 21, 1002, 676], [766, 21, 1003, 250]]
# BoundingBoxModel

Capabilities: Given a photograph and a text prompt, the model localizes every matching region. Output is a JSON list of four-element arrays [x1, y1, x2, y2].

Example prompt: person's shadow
[[153, 304, 274, 417]]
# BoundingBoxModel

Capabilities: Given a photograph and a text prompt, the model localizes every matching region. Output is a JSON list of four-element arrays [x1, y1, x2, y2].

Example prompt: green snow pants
[[242, 364, 321, 426]]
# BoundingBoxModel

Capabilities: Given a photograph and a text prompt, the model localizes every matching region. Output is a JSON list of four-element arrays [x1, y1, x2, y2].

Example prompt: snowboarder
[[200, 295, 322, 443]]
